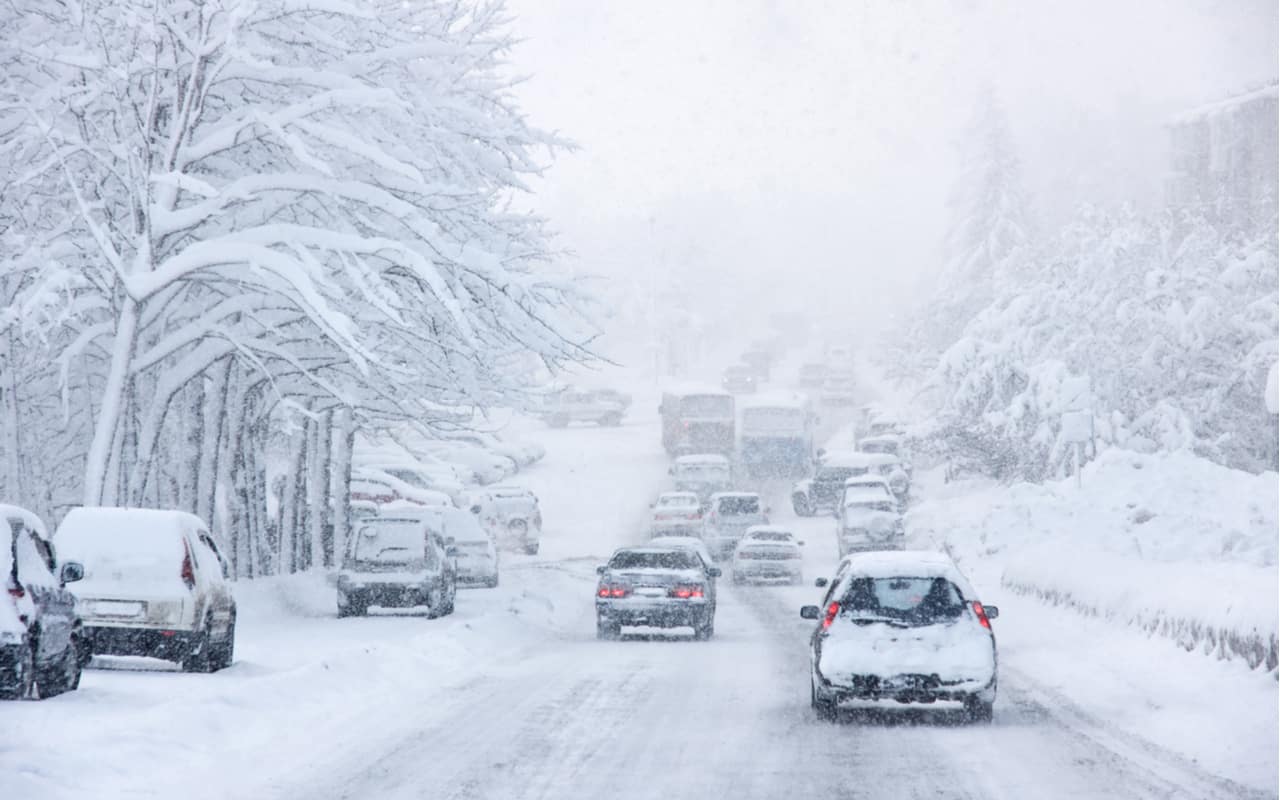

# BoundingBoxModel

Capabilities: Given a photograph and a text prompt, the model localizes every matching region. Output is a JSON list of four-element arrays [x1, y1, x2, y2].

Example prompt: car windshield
[[383, 468, 428, 488], [350, 520, 425, 567], [716, 496, 760, 515], [678, 395, 732, 417], [608, 550, 700, 571], [747, 532, 792, 542], [454, 541, 491, 555], [845, 500, 897, 514], [817, 466, 865, 482], [676, 464, 729, 481], [860, 440, 900, 456], [839, 577, 966, 625], [658, 495, 698, 507]]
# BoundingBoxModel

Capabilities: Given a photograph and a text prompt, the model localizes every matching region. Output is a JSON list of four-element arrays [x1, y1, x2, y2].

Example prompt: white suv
[[55, 508, 236, 672]]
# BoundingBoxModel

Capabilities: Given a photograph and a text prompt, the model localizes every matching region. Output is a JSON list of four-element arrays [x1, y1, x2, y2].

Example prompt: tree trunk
[[279, 423, 308, 574], [331, 407, 355, 571], [179, 376, 205, 513], [198, 358, 232, 526], [84, 297, 139, 505], [308, 410, 333, 570], [1, 335, 23, 504]]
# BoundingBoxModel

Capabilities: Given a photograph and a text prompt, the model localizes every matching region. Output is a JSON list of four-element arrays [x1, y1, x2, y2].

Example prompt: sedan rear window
[[609, 550, 699, 571], [839, 577, 966, 625], [716, 496, 760, 515]]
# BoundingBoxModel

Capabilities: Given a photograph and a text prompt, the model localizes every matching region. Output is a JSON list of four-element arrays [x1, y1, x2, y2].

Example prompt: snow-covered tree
[[0, 0, 597, 571]]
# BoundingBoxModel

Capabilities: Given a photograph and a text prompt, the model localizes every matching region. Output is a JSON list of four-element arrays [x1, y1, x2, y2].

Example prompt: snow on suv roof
[[818, 451, 884, 469], [708, 491, 759, 500], [844, 475, 890, 486], [837, 550, 976, 595]]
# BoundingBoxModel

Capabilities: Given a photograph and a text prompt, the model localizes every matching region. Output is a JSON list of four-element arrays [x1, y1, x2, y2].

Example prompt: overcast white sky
[[503, 0, 1277, 352]]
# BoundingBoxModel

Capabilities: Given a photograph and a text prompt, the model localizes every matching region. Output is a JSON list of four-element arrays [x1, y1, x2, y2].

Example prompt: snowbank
[[908, 449, 1278, 670]]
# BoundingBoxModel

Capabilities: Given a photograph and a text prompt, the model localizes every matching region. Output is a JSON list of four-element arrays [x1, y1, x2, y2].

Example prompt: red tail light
[[181, 542, 196, 590], [7, 584, 24, 600], [685, 513, 700, 520], [597, 584, 628, 598], [670, 585, 704, 599], [822, 602, 840, 629], [972, 601, 992, 629]]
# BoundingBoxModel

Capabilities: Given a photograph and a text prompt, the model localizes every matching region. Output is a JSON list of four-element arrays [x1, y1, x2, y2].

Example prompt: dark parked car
[[2, 504, 86, 700], [337, 515, 458, 618]]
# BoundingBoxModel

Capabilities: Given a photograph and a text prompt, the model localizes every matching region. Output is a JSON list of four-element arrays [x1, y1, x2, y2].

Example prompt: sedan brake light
[[972, 601, 992, 630], [669, 585, 704, 599], [181, 542, 196, 590], [597, 584, 629, 598], [6, 584, 24, 600]]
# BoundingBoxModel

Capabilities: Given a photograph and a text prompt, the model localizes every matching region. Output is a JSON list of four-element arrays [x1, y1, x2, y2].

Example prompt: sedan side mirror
[[596, 565, 607, 575], [984, 605, 1000, 620], [813, 577, 828, 588], [60, 561, 85, 584], [797, 540, 806, 547], [470, 505, 482, 515], [707, 567, 722, 578], [800, 605, 820, 620]]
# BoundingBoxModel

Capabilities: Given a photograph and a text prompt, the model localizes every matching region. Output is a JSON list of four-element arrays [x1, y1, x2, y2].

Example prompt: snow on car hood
[[818, 619, 995, 685]]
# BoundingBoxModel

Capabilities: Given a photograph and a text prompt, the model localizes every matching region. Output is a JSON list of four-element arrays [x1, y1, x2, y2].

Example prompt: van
[[55, 507, 236, 672]]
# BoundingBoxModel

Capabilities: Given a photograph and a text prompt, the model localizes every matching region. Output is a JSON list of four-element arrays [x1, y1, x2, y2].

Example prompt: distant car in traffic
[[595, 546, 719, 640], [792, 451, 895, 517], [701, 492, 769, 559], [820, 369, 858, 405], [721, 364, 758, 394], [731, 526, 804, 585], [837, 491, 904, 557], [2, 505, 86, 700], [797, 362, 828, 388], [55, 507, 236, 672], [669, 453, 733, 504], [541, 388, 628, 428], [802, 550, 999, 722], [337, 515, 457, 617], [471, 486, 542, 554], [649, 492, 703, 536]]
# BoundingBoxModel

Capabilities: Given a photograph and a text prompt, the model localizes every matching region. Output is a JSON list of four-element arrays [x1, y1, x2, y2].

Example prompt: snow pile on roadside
[[908, 449, 1278, 670]]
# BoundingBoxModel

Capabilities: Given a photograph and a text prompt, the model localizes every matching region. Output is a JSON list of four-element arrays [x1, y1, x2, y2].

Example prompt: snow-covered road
[[3, 399, 1273, 799]]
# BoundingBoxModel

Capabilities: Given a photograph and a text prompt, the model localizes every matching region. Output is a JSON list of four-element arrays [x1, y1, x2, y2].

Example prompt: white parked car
[[421, 441, 515, 484], [360, 460, 467, 505], [541, 388, 629, 427], [803, 550, 999, 722], [55, 508, 236, 672], [731, 526, 804, 584], [471, 486, 542, 554], [401, 504, 498, 588], [443, 430, 545, 470], [352, 468, 453, 507], [452, 537, 500, 588], [649, 492, 703, 536]]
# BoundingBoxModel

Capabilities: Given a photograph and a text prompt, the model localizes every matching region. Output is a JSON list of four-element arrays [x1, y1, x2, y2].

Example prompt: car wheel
[[596, 617, 620, 640], [693, 614, 715, 641], [209, 613, 236, 671], [181, 619, 215, 673], [523, 542, 540, 556], [0, 641, 35, 700], [964, 695, 994, 723], [442, 580, 457, 616], [811, 678, 837, 722], [38, 640, 82, 698], [792, 495, 811, 517], [486, 575, 500, 588]]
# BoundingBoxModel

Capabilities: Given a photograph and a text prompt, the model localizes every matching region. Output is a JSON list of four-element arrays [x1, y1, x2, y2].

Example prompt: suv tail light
[[181, 542, 196, 590], [972, 601, 992, 630], [6, 582, 24, 600], [822, 601, 840, 630], [670, 585, 704, 599], [597, 584, 629, 598]]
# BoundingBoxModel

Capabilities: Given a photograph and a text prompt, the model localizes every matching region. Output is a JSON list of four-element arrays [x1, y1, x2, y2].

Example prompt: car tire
[[38, 640, 82, 698], [596, 617, 620, 640], [693, 614, 715, 641], [523, 542, 540, 556], [441, 581, 457, 616], [209, 614, 236, 671], [811, 678, 837, 722], [485, 575, 500, 588], [0, 641, 35, 700], [964, 695, 994, 724], [792, 495, 812, 517], [181, 618, 215, 673]]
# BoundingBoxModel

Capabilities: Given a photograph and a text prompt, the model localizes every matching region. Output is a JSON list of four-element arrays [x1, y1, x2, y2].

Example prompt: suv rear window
[[351, 520, 426, 567], [679, 395, 733, 417], [716, 496, 760, 515], [839, 577, 965, 625], [609, 550, 700, 571]]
